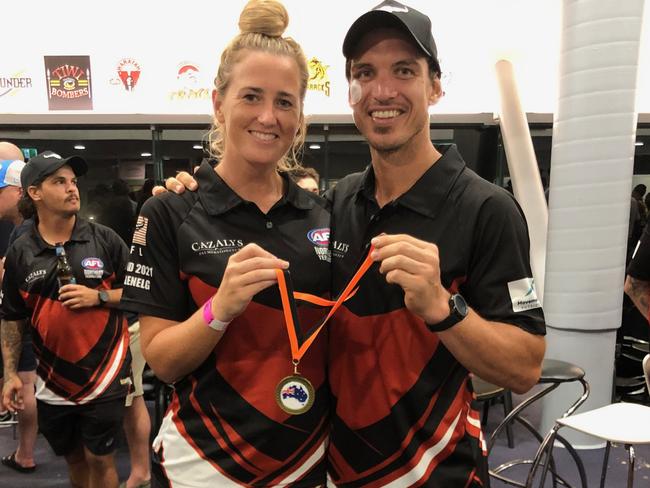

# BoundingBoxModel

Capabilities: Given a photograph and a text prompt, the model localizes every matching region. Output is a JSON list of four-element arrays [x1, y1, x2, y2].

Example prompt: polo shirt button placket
[[266, 221, 273, 229]]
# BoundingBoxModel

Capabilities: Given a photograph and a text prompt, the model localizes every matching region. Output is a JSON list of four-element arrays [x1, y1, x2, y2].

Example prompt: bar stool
[[553, 403, 650, 487], [488, 358, 589, 488], [473, 376, 515, 448], [535, 354, 650, 488]]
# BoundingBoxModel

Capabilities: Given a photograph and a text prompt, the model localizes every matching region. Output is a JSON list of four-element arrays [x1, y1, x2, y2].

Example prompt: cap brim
[[342, 10, 432, 59], [63, 155, 88, 177], [36, 155, 88, 183]]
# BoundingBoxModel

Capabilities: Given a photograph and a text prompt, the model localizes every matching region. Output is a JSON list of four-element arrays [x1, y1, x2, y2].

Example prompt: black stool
[[489, 358, 589, 488], [473, 376, 515, 448]]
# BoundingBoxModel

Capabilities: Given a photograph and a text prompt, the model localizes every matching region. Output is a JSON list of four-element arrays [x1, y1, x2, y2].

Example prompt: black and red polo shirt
[[326, 145, 545, 487], [1, 217, 131, 405], [120, 161, 331, 487]]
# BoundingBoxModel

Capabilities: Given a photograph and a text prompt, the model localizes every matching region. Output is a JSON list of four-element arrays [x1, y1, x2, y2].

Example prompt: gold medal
[[275, 374, 315, 415]]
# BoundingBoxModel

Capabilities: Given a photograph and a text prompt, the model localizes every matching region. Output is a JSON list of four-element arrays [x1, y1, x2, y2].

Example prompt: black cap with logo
[[342, 0, 441, 76], [21, 151, 88, 188]]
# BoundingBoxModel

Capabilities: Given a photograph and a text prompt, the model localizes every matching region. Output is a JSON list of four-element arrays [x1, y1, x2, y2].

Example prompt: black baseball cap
[[21, 151, 88, 188], [342, 0, 441, 76]]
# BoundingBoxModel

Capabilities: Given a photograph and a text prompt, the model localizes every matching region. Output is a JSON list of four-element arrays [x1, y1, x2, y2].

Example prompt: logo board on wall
[[44, 56, 93, 110]]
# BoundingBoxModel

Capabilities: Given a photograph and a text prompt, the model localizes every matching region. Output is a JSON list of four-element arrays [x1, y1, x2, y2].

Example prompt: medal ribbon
[[276, 245, 375, 363]]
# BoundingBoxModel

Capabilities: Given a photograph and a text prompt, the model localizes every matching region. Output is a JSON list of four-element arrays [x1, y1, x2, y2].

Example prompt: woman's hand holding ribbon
[[212, 243, 289, 323]]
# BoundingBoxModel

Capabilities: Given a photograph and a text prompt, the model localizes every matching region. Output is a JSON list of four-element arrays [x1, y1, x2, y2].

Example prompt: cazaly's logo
[[307, 57, 330, 97], [331, 240, 350, 259], [191, 239, 244, 256], [25, 269, 47, 285]]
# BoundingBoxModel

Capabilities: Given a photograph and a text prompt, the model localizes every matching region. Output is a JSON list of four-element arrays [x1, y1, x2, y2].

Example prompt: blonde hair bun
[[239, 0, 289, 38]]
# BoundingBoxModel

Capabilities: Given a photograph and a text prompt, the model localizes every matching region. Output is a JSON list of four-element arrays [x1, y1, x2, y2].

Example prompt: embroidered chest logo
[[307, 228, 331, 262], [191, 239, 244, 256], [331, 239, 350, 259], [25, 269, 47, 285], [82, 257, 104, 279]]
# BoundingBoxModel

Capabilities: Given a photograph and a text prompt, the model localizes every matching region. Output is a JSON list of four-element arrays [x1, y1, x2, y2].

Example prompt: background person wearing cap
[[1, 151, 132, 488], [0, 142, 39, 475], [160, 1, 545, 485]]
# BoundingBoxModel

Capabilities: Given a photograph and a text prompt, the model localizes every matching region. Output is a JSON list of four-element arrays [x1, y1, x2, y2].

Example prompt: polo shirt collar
[[357, 144, 466, 219], [196, 161, 315, 217], [30, 216, 92, 254]]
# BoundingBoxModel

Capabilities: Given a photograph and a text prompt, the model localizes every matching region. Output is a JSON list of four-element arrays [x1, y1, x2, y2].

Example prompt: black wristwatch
[[426, 294, 469, 332], [98, 290, 109, 306]]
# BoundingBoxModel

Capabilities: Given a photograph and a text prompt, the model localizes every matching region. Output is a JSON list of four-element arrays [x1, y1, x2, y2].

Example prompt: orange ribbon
[[276, 245, 375, 363]]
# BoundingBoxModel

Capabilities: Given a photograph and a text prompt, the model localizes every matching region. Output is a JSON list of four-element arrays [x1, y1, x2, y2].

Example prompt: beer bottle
[[55, 242, 76, 287]]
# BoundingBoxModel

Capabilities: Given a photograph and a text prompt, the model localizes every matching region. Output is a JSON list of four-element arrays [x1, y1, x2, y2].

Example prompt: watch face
[[99, 290, 109, 302], [452, 294, 468, 316]]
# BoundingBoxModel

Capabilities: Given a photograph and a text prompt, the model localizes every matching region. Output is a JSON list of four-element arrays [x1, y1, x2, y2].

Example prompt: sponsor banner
[[44, 55, 93, 110]]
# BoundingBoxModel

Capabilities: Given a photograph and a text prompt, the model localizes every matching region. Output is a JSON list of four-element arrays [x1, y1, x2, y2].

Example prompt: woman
[[121, 1, 330, 486]]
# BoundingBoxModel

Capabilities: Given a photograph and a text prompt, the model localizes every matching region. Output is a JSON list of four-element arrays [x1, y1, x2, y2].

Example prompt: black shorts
[[37, 397, 126, 456]]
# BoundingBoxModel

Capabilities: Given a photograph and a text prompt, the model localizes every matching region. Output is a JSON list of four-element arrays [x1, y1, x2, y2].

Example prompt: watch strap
[[426, 294, 467, 332], [426, 314, 460, 332]]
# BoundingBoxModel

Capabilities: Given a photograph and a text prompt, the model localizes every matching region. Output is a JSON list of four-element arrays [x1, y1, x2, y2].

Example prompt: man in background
[[2, 151, 131, 488], [0, 142, 38, 474]]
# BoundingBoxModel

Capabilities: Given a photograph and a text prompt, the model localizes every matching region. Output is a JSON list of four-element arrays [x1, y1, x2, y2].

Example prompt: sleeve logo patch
[[507, 277, 541, 312]]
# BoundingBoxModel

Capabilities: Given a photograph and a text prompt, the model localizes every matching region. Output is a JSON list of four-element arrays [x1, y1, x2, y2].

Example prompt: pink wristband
[[202, 296, 231, 332]]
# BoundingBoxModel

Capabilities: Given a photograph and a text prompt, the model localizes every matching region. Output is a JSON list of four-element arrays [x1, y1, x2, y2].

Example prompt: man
[[625, 224, 650, 323], [325, 2, 544, 485], [0, 143, 39, 474], [163, 1, 545, 485], [1, 151, 131, 488], [290, 166, 321, 194]]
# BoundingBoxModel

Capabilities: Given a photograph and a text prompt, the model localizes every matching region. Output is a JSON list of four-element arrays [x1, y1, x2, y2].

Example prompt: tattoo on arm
[[1, 320, 26, 381], [627, 277, 650, 321]]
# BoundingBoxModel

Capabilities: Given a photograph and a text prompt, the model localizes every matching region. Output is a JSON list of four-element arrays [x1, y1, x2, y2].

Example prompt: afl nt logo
[[307, 228, 329, 247], [82, 257, 104, 270]]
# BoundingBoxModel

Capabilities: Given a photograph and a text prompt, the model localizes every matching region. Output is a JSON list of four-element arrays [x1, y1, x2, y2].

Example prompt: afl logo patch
[[82, 257, 104, 270], [307, 228, 330, 247]]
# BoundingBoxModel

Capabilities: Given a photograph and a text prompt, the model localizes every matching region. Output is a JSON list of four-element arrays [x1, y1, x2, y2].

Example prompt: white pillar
[[541, 0, 646, 447]]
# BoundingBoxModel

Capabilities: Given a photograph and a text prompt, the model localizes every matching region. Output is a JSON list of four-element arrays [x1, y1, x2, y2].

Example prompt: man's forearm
[[1, 319, 26, 381], [105, 288, 123, 308], [625, 276, 650, 320], [438, 310, 545, 394]]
